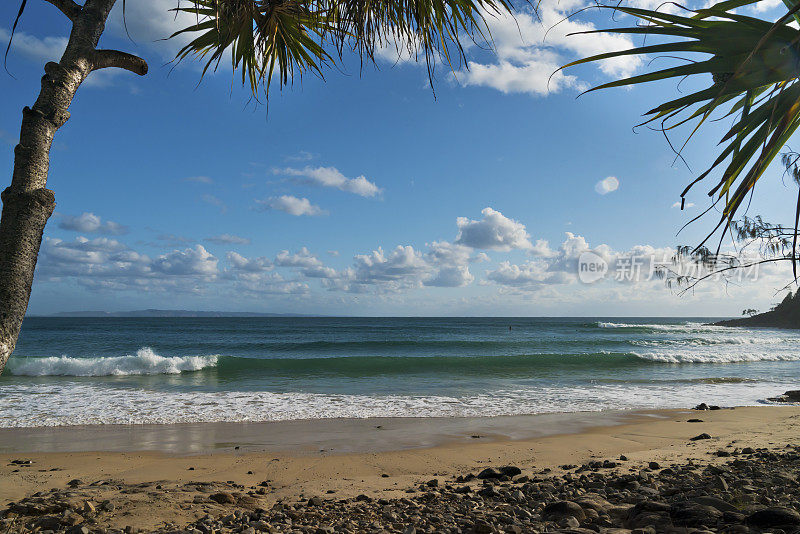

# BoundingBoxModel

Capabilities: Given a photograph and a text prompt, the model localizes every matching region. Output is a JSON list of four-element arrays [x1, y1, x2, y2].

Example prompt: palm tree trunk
[[0, 0, 136, 375]]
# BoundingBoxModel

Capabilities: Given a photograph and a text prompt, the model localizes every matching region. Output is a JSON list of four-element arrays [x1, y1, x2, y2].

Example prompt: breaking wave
[[6, 348, 218, 376]]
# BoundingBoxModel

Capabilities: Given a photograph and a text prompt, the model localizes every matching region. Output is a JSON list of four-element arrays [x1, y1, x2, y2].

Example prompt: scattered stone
[[691, 433, 712, 441], [746, 507, 800, 528], [687, 419, 704, 423], [209, 492, 235, 504]]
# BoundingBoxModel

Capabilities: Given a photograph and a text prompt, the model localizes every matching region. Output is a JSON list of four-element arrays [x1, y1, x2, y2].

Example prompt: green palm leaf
[[172, 0, 513, 98], [562, 0, 800, 265]]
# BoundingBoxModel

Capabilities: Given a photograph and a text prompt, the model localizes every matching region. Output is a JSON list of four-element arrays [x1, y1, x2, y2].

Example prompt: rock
[[670, 502, 723, 527], [81, 501, 96, 515], [694, 403, 709, 410], [716, 449, 731, 457], [691, 433, 712, 441], [426, 479, 438, 487], [477, 468, 502, 479], [619, 455, 628, 461], [648, 462, 660, 470], [543, 501, 586, 521], [355, 494, 372, 502], [768, 390, 800, 402], [691, 496, 739, 513], [742, 447, 755, 454], [61, 512, 85, 526], [307, 496, 324, 506], [498, 466, 522, 477], [687, 419, 704, 423], [66, 479, 83, 488], [746, 507, 800, 528], [209, 492, 236, 504]]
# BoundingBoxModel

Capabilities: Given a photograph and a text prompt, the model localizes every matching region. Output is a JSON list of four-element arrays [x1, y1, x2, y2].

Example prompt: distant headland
[[712, 291, 800, 329], [39, 309, 321, 318]]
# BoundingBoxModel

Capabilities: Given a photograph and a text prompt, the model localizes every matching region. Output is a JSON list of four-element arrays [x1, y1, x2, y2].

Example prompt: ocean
[[0, 317, 797, 428]]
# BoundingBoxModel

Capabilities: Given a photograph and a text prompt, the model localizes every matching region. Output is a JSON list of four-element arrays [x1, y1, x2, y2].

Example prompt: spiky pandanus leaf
[[562, 1, 800, 273], [172, 0, 513, 97]]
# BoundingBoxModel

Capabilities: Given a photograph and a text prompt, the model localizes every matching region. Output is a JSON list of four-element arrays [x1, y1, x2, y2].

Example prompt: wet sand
[[1, 406, 799, 531]]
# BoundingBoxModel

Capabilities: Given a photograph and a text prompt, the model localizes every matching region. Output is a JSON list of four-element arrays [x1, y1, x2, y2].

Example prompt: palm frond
[[172, 0, 514, 98], [562, 1, 800, 256]]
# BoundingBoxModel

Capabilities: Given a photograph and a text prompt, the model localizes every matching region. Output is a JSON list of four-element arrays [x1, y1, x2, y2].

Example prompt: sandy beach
[[2, 405, 800, 532]]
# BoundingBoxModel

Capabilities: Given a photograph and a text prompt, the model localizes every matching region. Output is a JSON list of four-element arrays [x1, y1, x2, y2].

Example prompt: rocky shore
[[4, 441, 800, 533]]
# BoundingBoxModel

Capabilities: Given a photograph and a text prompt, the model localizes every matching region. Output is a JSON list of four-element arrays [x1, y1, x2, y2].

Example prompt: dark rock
[[543, 501, 586, 521], [426, 479, 438, 487], [670, 502, 723, 527], [498, 466, 522, 477], [307, 496, 324, 506], [477, 468, 502, 479], [694, 403, 709, 410], [355, 494, 372, 502], [746, 507, 800, 528], [687, 419, 704, 423], [691, 433, 712, 441], [691, 496, 739, 513], [648, 462, 660, 470]]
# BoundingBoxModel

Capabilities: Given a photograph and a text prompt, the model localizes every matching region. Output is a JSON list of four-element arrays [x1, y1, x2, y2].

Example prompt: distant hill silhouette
[[46, 309, 318, 318], [713, 292, 800, 329]]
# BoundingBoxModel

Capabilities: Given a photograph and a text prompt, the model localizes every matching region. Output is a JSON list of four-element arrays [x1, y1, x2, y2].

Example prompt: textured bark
[[0, 0, 147, 375]]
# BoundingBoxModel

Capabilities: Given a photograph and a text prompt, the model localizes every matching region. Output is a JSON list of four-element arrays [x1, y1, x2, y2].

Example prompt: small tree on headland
[[742, 308, 759, 317], [0, 0, 515, 376]]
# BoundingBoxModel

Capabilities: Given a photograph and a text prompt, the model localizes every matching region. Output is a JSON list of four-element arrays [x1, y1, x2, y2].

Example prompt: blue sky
[[0, 0, 796, 316]]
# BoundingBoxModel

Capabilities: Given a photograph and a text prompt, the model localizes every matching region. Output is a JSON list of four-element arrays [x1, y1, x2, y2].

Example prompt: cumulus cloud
[[484, 232, 679, 292], [255, 195, 326, 216], [276, 166, 382, 198], [226, 252, 273, 272], [205, 234, 251, 245], [425, 266, 475, 287], [454, 3, 642, 96], [58, 213, 128, 235], [151, 245, 218, 276], [595, 176, 619, 195], [455, 207, 533, 251], [672, 201, 696, 208]]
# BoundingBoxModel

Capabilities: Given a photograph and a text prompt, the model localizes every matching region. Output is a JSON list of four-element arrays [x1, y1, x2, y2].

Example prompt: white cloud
[[454, 3, 642, 96], [205, 234, 251, 245], [455, 207, 533, 251], [672, 201, 696, 208], [58, 213, 128, 235], [277, 166, 382, 198], [151, 245, 218, 276], [0, 28, 66, 64], [226, 252, 272, 272], [275, 248, 324, 269], [595, 176, 619, 195], [425, 266, 475, 287], [256, 195, 326, 216]]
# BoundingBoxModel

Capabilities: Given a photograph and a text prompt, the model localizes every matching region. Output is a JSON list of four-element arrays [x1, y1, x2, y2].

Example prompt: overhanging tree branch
[[42, 0, 82, 21], [91, 50, 148, 75]]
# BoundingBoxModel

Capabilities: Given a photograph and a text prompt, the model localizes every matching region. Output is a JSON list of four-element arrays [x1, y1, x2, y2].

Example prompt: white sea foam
[[597, 321, 721, 332], [6, 348, 218, 376], [632, 350, 800, 364], [0, 380, 792, 428]]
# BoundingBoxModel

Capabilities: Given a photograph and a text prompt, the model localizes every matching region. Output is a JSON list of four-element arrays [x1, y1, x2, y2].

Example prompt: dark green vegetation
[[714, 291, 800, 328]]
